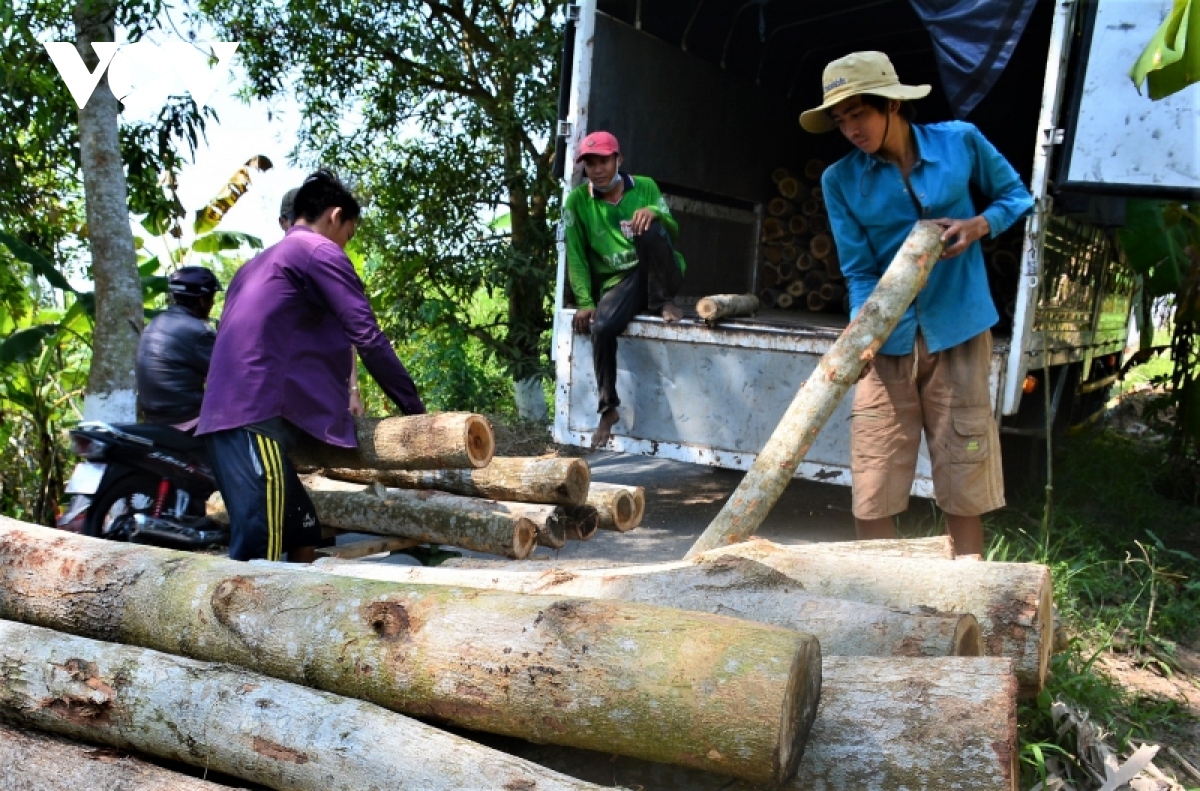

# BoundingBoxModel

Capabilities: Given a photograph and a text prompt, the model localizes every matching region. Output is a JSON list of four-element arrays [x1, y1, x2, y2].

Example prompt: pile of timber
[[215, 413, 646, 560], [0, 516, 1048, 790], [759, 162, 848, 315]]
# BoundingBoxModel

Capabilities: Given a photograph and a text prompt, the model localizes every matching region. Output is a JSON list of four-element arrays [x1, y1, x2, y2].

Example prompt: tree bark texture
[[323, 455, 590, 506], [695, 294, 760, 325], [0, 619, 605, 791], [291, 414, 495, 471], [587, 482, 644, 532], [311, 554, 983, 658], [688, 222, 945, 557], [0, 517, 821, 786], [0, 722, 237, 791], [75, 1, 141, 423], [483, 656, 1018, 791], [209, 476, 538, 559], [698, 541, 1052, 695]]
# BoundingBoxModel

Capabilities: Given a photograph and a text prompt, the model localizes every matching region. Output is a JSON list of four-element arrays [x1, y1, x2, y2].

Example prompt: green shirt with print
[[563, 174, 686, 309]]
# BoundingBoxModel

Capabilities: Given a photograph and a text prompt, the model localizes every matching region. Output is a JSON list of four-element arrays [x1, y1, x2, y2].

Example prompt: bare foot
[[661, 303, 683, 322], [590, 407, 619, 449]]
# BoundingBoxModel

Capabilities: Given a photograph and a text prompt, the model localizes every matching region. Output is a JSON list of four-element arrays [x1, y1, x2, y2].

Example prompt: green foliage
[[197, 0, 566, 389], [985, 429, 1200, 785], [1129, 0, 1200, 100]]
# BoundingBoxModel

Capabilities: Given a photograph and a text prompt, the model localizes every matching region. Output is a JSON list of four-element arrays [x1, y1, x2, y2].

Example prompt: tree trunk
[[489, 656, 1018, 791], [695, 294, 760, 325], [324, 456, 590, 506], [688, 222, 945, 557], [0, 517, 821, 786], [291, 413, 495, 470], [75, 1, 141, 423], [0, 722, 238, 791], [587, 482, 645, 532], [310, 554, 983, 658], [0, 619, 605, 791], [209, 476, 538, 559], [697, 540, 1052, 695], [514, 375, 549, 422]]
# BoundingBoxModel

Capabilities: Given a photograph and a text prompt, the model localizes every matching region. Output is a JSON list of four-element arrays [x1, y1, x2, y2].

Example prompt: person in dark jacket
[[135, 266, 222, 430]]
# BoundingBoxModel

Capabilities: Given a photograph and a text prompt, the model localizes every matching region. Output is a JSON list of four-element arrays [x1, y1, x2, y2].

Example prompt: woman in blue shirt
[[801, 51, 1033, 557]]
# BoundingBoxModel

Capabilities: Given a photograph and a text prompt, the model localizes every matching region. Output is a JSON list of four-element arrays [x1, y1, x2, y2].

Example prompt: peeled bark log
[[0, 722, 237, 791], [291, 413, 494, 471], [209, 477, 538, 559], [695, 294, 760, 325], [312, 554, 983, 658], [492, 656, 1017, 791], [0, 619, 603, 791], [587, 482, 645, 532], [687, 222, 945, 558], [323, 456, 590, 507], [0, 518, 821, 786], [697, 540, 1052, 695], [799, 535, 954, 559]]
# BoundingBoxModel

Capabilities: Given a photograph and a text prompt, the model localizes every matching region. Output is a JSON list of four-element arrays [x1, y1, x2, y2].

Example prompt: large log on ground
[[209, 476, 538, 559], [323, 455, 590, 506], [687, 222, 945, 557], [0, 619, 604, 791], [0, 722, 237, 790], [0, 518, 821, 786], [312, 554, 983, 658], [698, 540, 1052, 695], [480, 656, 1018, 791], [587, 482, 645, 532], [291, 413, 494, 470], [695, 294, 760, 325]]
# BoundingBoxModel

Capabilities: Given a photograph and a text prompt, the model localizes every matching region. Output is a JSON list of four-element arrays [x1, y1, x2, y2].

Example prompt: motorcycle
[[57, 421, 229, 550]]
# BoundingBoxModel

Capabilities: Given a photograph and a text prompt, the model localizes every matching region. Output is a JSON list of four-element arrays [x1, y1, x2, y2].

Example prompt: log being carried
[[0, 619, 606, 791], [688, 221, 945, 555], [0, 517, 821, 787], [290, 413, 495, 471]]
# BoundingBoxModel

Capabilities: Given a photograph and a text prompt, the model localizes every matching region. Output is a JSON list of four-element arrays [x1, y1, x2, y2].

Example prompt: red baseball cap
[[575, 131, 621, 163]]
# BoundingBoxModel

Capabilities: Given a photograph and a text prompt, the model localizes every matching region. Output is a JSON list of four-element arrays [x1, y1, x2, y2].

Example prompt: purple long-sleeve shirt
[[197, 225, 425, 447]]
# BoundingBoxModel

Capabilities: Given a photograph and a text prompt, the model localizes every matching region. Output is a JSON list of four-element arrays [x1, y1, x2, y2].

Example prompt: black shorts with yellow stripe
[[204, 422, 322, 561]]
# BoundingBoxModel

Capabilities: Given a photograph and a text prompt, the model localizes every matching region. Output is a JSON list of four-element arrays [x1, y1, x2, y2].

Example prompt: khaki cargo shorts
[[850, 330, 1004, 520]]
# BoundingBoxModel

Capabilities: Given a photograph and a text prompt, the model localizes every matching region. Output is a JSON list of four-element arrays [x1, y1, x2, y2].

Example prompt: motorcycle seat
[[113, 423, 208, 454]]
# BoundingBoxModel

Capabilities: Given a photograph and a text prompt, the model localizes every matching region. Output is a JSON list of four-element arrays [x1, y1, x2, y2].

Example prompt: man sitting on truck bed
[[800, 51, 1033, 557], [565, 130, 686, 449]]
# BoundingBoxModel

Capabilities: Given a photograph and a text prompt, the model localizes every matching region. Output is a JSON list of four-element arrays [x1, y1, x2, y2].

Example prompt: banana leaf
[[0, 230, 76, 293], [192, 230, 263, 253], [0, 325, 60, 364], [1130, 0, 1200, 100]]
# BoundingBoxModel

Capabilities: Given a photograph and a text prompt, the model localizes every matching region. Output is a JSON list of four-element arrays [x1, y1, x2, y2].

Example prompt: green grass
[[981, 430, 1200, 787]]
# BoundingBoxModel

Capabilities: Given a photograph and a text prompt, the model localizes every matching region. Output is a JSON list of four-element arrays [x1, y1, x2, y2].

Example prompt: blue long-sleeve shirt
[[822, 121, 1034, 356], [197, 225, 425, 447]]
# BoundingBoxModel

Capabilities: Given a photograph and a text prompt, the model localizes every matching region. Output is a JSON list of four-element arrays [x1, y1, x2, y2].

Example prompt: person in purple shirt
[[198, 169, 425, 562]]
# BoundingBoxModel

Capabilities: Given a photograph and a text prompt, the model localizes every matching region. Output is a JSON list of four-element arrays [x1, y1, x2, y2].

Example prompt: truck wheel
[[84, 474, 163, 541]]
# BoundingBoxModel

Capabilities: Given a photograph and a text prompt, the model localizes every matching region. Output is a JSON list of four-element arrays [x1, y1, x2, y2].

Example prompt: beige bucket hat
[[800, 51, 931, 133]]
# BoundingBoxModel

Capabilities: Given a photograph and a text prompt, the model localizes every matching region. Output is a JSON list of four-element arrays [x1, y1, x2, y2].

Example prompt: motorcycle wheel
[[84, 474, 163, 540]]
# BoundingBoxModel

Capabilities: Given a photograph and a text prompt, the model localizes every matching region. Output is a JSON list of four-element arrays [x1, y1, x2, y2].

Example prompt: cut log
[[810, 186, 823, 202], [290, 413, 494, 471], [696, 540, 1052, 695], [0, 517, 821, 786], [312, 554, 983, 658], [695, 294, 761, 325], [315, 535, 422, 560], [787, 214, 809, 235], [209, 477, 538, 559], [587, 482, 645, 532], [806, 292, 826, 312], [803, 158, 825, 181], [786, 281, 807, 298], [0, 721, 238, 790], [800, 535, 954, 558], [767, 197, 794, 217], [321, 456, 591, 507], [488, 656, 1018, 791], [823, 255, 843, 279], [819, 283, 846, 303], [776, 261, 796, 280], [0, 619, 605, 791], [760, 266, 781, 287], [561, 505, 600, 540], [771, 167, 793, 184], [795, 252, 814, 272], [763, 244, 784, 264], [809, 233, 833, 260], [777, 176, 801, 199], [758, 288, 781, 309], [776, 292, 795, 309], [686, 222, 945, 558], [780, 243, 799, 261], [761, 216, 786, 241], [800, 199, 820, 217]]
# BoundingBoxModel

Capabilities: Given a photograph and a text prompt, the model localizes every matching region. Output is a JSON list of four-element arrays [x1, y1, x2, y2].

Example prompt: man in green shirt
[[565, 131, 685, 448]]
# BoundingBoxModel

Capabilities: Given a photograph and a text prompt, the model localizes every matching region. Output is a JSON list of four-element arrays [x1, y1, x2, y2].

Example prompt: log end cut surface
[[778, 637, 823, 784], [465, 414, 496, 468], [954, 614, 984, 657]]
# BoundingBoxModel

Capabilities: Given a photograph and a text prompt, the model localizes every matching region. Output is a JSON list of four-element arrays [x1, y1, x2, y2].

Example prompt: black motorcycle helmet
[[168, 266, 223, 298]]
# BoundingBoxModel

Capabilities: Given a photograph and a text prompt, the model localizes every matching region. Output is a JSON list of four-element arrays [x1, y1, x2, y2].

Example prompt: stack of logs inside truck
[[759, 161, 848, 315], [208, 418, 646, 559]]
